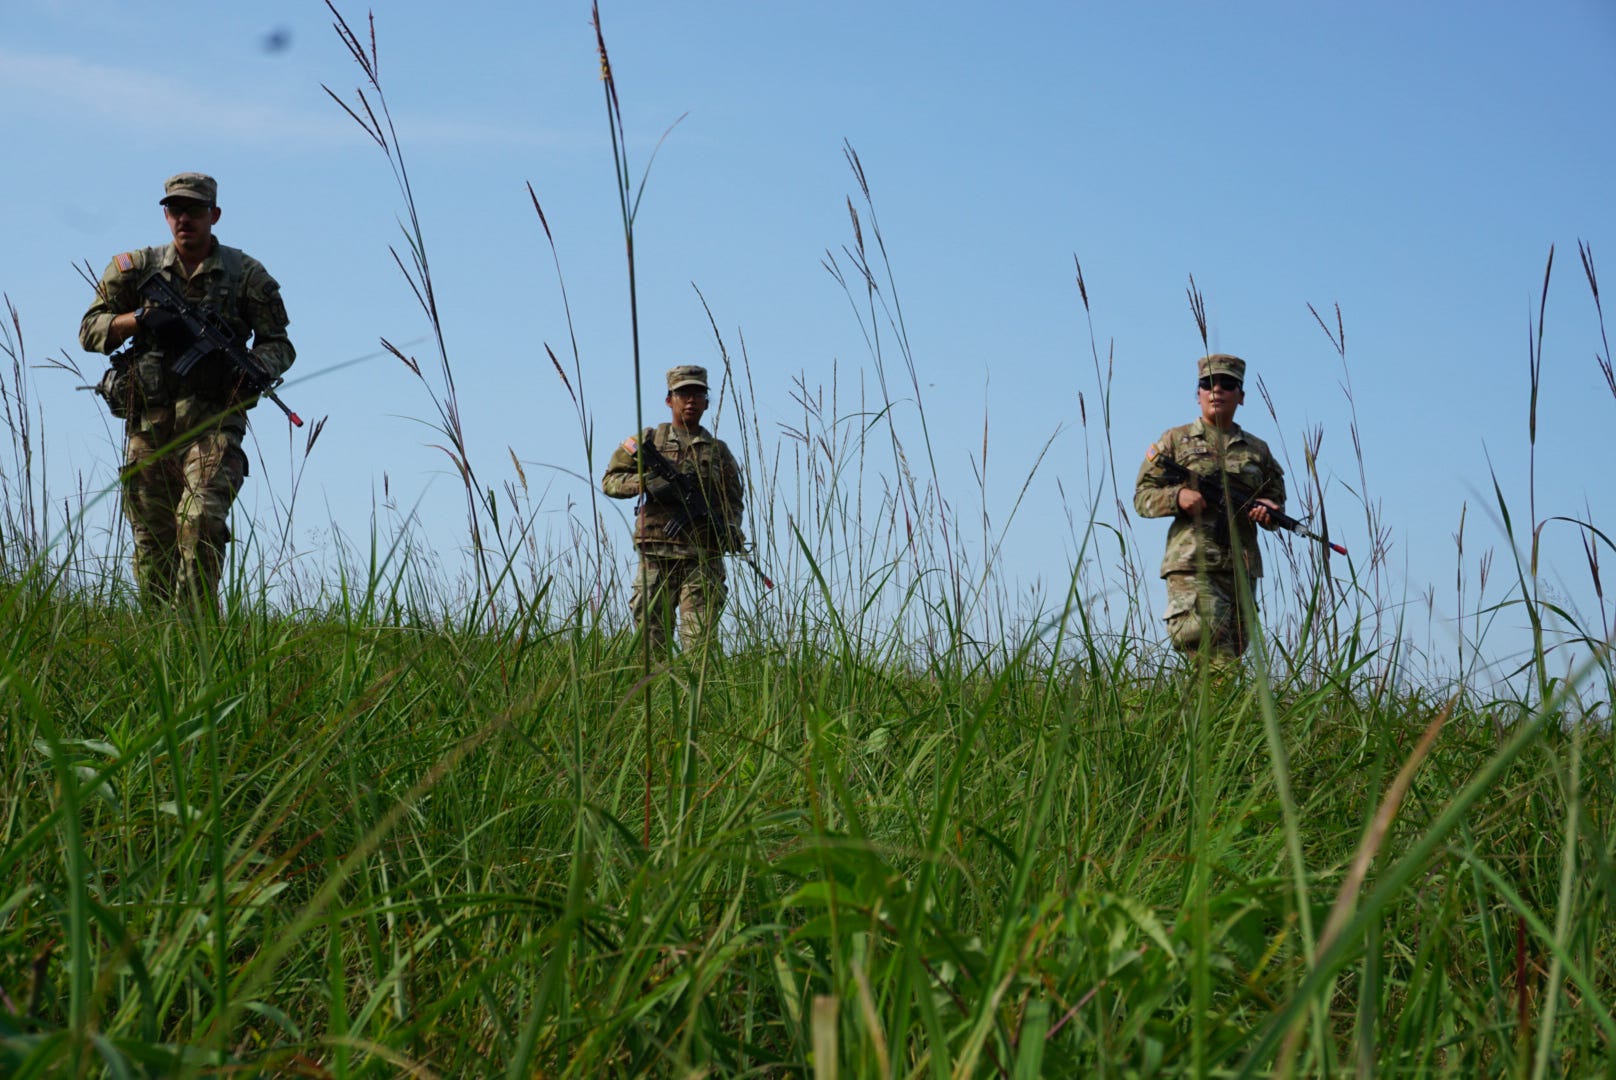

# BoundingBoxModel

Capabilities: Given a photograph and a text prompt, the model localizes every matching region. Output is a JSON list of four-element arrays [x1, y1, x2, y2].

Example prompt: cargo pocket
[[134, 353, 170, 406], [1163, 581, 1203, 651]]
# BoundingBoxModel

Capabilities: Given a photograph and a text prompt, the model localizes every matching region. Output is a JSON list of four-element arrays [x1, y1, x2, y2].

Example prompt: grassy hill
[[2, 557, 1612, 1076]]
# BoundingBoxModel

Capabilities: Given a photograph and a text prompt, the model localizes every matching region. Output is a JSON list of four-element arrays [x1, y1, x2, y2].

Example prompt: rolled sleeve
[[243, 262, 295, 378], [79, 260, 137, 354], [601, 444, 643, 499]]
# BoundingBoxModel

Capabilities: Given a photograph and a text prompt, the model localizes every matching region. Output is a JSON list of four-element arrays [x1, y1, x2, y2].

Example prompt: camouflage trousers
[[1163, 571, 1256, 659], [631, 553, 728, 653], [121, 402, 247, 613]]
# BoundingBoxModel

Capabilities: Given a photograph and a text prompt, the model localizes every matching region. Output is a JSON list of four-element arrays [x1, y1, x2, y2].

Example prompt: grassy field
[[4, 7, 1615, 1076], [2, 533, 1613, 1077]]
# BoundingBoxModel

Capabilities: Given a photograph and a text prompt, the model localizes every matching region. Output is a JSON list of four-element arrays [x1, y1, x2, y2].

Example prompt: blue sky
[[2, 1, 1613, 685]]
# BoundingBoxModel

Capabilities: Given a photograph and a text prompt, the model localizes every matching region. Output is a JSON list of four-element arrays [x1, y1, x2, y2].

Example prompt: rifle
[[138, 270, 303, 427], [1154, 453, 1347, 555], [629, 433, 775, 589]]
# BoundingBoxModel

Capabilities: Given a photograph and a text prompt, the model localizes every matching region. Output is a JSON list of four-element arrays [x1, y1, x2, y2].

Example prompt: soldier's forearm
[[108, 311, 142, 350], [601, 471, 641, 498], [81, 310, 131, 354], [1133, 483, 1180, 519], [250, 343, 295, 379]]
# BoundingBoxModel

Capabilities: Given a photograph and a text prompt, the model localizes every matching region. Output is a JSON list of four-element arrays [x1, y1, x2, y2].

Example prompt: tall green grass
[[2, 8, 1614, 1077], [3, 561, 1612, 1076]]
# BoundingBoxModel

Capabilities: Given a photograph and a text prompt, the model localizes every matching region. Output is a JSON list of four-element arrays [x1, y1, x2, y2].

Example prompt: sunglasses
[[1198, 375, 1242, 392], [164, 202, 214, 219]]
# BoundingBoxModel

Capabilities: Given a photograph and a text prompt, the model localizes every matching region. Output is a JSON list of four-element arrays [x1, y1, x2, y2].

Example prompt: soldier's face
[[164, 200, 220, 252], [1197, 378, 1243, 427], [668, 387, 708, 428]]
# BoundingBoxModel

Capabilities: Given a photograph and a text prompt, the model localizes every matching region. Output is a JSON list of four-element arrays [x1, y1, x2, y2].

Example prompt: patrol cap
[[1197, 353, 1245, 384], [667, 365, 709, 392], [161, 173, 217, 206]]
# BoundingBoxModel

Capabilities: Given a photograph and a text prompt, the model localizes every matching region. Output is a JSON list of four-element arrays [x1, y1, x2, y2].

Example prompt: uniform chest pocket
[[1182, 448, 1216, 473]]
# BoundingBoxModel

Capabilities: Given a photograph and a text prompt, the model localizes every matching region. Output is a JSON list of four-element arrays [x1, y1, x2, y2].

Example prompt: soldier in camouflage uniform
[[80, 173, 295, 613], [602, 365, 745, 653], [1133, 354, 1285, 659]]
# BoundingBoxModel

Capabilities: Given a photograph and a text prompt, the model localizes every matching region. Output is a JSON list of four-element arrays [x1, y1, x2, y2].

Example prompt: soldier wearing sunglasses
[[80, 172, 295, 614], [601, 365, 746, 654], [1133, 354, 1286, 660]]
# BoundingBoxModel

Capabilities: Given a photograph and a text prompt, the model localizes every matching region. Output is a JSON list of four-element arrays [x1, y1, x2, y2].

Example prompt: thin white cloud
[[0, 47, 352, 143], [0, 46, 576, 150]]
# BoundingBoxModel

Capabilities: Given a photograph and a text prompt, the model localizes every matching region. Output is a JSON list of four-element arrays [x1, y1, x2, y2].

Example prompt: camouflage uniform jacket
[[601, 422, 745, 559], [79, 240, 294, 418], [1133, 418, 1285, 579]]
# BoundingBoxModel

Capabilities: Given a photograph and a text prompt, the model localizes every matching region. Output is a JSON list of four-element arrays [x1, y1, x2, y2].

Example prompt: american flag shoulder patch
[[622, 436, 639, 454], [114, 252, 136, 273]]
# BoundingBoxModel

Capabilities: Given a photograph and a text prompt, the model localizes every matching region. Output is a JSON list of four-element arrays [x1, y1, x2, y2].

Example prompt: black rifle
[[1154, 453, 1347, 555], [138, 270, 303, 427], [632, 433, 774, 588]]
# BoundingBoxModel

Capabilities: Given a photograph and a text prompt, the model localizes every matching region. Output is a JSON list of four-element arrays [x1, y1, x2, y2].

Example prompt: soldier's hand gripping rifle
[[629, 433, 775, 588], [138, 270, 303, 427], [1155, 454, 1347, 555]]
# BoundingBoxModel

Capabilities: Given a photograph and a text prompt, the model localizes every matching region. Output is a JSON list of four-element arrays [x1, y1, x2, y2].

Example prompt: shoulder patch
[[114, 252, 137, 273], [1145, 443, 1157, 461], [622, 436, 639, 454]]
